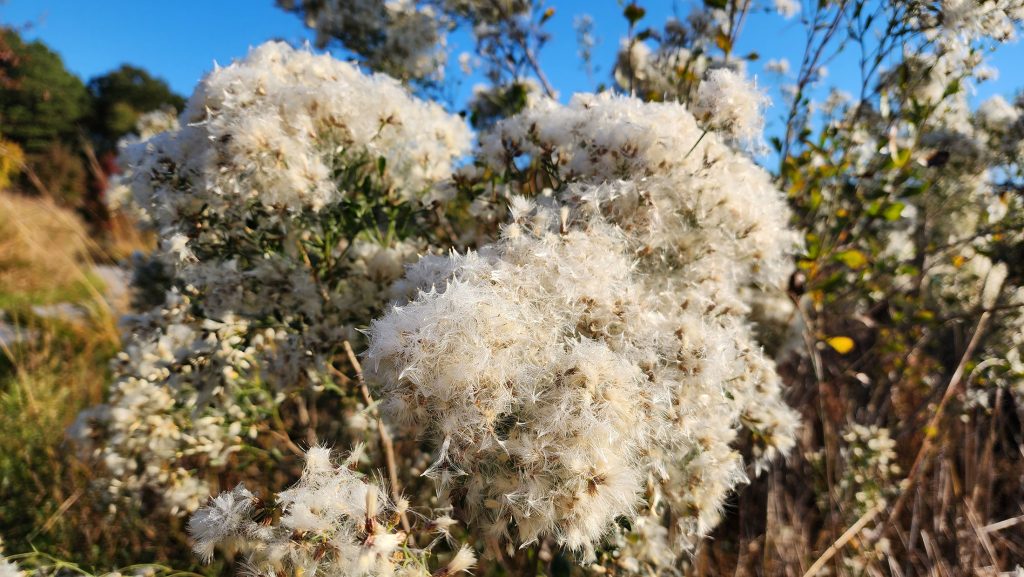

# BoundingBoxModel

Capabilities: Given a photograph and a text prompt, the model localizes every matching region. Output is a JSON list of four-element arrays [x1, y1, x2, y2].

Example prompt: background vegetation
[[2, 1, 1024, 576]]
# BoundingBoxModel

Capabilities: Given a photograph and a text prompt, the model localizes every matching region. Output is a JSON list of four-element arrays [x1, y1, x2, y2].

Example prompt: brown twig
[[296, 239, 331, 303], [802, 500, 886, 577], [882, 275, 1003, 535], [343, 339, 411, 535], [522, 42, 554, 98], [983, 514, 1024, 534], [265, 428, 306, 457]]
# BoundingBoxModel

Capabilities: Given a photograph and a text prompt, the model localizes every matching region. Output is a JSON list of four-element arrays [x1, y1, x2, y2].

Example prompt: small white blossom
[[693, 68, 771, 150]]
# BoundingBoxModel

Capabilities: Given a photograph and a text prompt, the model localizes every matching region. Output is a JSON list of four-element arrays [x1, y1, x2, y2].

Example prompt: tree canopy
[[87, 64, 185, 152], [0, 27, 90, 153]]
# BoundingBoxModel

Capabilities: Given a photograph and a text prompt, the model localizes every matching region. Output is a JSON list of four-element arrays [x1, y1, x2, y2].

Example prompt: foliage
[[0, 138, 23, 190], [4, 1, 1024, 577], [23, 142, 87, 206], [86, 65, 185, 154], [0, 28, 89, 154]]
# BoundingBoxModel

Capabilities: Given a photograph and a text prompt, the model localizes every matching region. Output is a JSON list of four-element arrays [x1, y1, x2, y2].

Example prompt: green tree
[[86, 64, 185, 152], [0, 28, 90, 153]]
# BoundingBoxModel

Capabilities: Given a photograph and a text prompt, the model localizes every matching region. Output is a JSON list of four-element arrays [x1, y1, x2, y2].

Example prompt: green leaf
[[892, 147, 913, 168], [805, 233, 821, 259], [866, 199, 882, 217], [882, 202, 905, 221], [835, 249, 868, 269]]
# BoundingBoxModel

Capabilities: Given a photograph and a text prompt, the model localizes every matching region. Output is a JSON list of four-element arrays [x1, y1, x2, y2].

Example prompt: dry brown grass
[[101, 212, 155, 263], [689, 309, 1024, 576], [0, 191, 197, 570], [0, 191, 94, 301]]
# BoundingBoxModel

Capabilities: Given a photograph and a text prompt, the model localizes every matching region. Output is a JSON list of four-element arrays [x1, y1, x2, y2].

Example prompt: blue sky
[[3, 0, 1023, 137]]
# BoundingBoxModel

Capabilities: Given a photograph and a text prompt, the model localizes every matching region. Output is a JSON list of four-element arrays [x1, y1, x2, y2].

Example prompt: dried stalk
[[343, 339, 412, 535]]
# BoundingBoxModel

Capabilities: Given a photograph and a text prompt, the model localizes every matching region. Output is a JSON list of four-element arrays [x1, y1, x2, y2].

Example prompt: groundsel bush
[[281, 0, 1024, 572], [189, 445, 477, 577], [35, 1, 1024, 575], [68, 30, 800, 576], [366, 90, 800, 564], [72, 41, 470, 513], [761, 0, 1024, 572]]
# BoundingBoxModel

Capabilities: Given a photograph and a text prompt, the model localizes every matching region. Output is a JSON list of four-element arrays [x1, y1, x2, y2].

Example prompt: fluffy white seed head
[[693, 68, 771, 150]]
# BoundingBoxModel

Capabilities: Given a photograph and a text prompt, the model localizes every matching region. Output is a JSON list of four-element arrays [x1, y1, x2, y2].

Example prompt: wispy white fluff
[[189, 447, 437, 577], [693, 68, 771, 150], [369, 91, 800, 560], [123, 41, 469, 218]]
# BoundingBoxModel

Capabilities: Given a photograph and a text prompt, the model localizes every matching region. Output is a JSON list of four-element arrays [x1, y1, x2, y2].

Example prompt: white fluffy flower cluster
[[478, 92, 797, 285], [76, 42, 471, 513], [0, 540, 23, 577], [71, 291, 263, 513], [368, 210, 652, 553], [123, 41, 468, 220], [611, 8, 765, 114], [977, 95, 1024, 160], [894, 2, 1024, 109], [74, 241, 425, 516], [693, 68, 771, 150], [917, 0, 1024, 47], [190, 446, 475, 577], [121, 43, 466, 317], [367, 93, 800, 560], [612, 21, 727, 102], [837, 424, 901, 514], [105, 108, 180, 216]]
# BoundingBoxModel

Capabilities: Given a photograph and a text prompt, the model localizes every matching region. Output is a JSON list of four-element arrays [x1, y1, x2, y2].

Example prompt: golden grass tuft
[[0, 192, 94, 301]]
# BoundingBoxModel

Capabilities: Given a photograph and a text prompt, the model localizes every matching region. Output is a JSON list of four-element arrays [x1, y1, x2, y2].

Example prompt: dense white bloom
[[0, 540, 23, 577], [190, 447, 436, 577], [0, 560, 19, 577], [612, 40, 656, 92], [369, 93, 799, 557], [188, 485, 256, 562], [479, 93, 797, 286], [71, 291, 255, 513], [124, 41, 469, 219], [368, 214, 651, 554], [922, 0, 1024, 47], [105, 108, 180, 216], [76, 42, 469, 513]]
